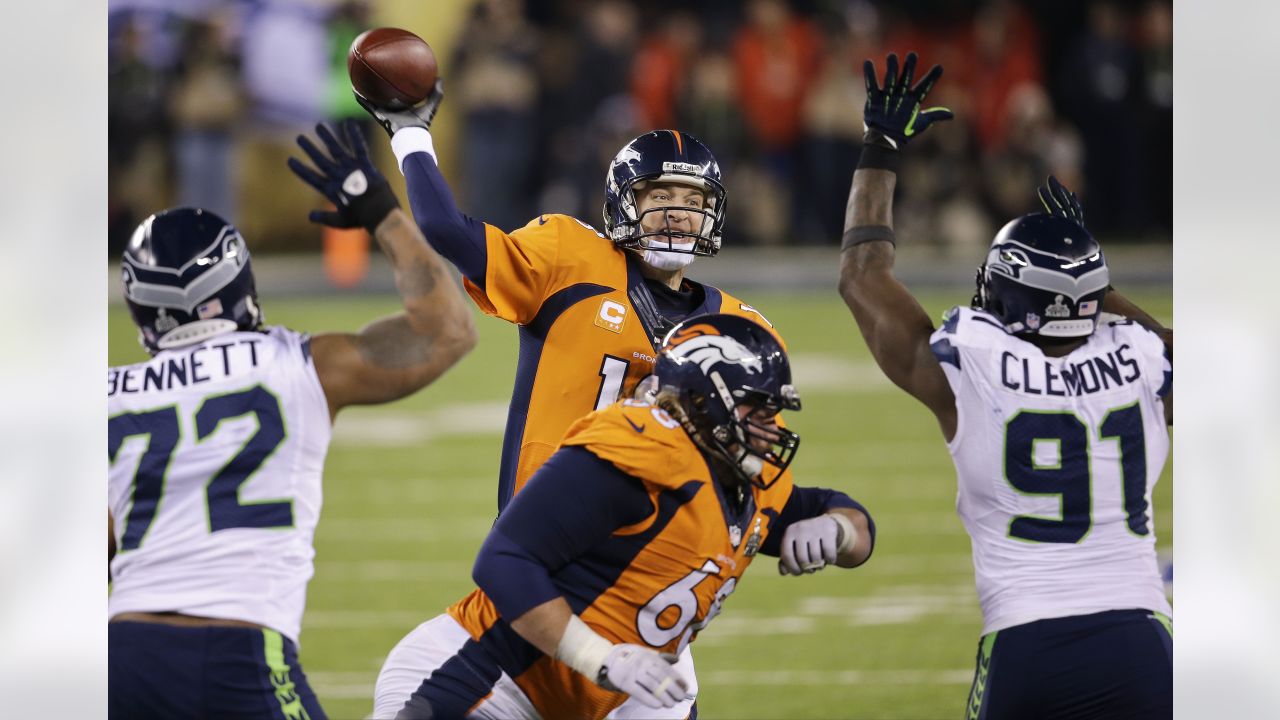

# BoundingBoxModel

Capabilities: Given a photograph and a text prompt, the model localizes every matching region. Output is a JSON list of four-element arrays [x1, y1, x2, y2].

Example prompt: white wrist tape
[[555, 615, 615, 680], [831, 513, 858, 555], [391, 127, 438, 173]]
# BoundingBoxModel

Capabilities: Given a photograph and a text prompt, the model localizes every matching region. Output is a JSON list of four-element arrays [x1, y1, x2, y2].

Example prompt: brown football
[[347, 27, 438, 109]]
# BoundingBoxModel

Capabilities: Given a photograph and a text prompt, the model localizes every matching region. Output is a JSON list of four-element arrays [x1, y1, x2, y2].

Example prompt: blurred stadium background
[[107, 0, 1172, 718]]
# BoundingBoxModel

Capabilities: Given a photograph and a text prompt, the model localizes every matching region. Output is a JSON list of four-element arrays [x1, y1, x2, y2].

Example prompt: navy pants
[[965, 609, 1172, 720], [109, 621, 327, 720]]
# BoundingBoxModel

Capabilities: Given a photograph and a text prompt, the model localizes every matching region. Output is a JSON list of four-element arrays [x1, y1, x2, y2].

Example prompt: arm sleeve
[[760, 486, 876, 560], [396, 140, 489, 286], [472, 447, 654, 621]]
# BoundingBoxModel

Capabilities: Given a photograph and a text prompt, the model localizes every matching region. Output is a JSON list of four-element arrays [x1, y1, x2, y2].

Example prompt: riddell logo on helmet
[[594, 299, 627, 333]]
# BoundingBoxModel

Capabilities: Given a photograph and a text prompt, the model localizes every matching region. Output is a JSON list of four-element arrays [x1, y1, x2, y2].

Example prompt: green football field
[[108, 288, 1172, 720]]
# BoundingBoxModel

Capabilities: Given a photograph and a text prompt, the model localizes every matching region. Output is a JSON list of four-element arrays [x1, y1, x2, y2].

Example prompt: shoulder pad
[[561, 401, 705, 489]]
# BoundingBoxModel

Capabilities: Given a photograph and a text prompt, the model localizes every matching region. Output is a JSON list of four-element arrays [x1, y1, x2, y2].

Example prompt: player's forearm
[[373, 209, 477, 364], [838, 169, 898, 298], [1104, 287, 1172, 348], [829, 507, 874, 568], [509, 596, 576, 659], [397, 142, 488, 284]]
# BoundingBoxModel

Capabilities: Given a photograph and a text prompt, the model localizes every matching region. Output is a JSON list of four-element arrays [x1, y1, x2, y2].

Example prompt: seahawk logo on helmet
[[972, 213, 1110, 338], [655, 314, 800, 489], [122, 207, 264, 354]]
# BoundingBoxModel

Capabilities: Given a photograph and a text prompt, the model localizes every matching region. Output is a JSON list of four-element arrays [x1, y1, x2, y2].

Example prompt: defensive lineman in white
[[108, 120, 476, 720], [837, 53, 1172, 719]]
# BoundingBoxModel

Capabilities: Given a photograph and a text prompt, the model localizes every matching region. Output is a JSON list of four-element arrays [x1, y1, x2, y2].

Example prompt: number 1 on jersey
[[594, 355, 630, 411]]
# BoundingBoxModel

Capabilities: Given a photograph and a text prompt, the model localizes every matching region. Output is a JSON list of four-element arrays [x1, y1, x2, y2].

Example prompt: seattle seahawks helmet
[[653, 314, 800, 489], [972, 213, 1109, 338], [603, 129, 727, 258], [122, 208, 264, 354]]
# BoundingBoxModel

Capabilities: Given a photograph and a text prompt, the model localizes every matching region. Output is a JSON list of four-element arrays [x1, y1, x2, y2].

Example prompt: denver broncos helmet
[[654, 314, 800, 489], [603, 129, 727, 257], [972, 213, 1109, 338], [122, 208, 264, 354]]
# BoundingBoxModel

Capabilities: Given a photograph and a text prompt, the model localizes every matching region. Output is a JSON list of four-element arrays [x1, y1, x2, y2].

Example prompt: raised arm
[[837, 53, 956, 436], [1038, 175, 1172, 424], [289, 121, 477, 418], [354, 83, 490, 287]]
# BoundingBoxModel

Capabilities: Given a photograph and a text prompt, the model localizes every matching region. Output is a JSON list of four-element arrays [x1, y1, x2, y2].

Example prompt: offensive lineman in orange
[[369, 315, 876, 719]]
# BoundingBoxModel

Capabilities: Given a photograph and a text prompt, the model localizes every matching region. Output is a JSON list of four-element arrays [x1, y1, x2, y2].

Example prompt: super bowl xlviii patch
[[1045, 294, 1071, 318]]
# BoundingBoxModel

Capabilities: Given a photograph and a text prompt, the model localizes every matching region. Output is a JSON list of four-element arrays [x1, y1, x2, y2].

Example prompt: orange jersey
[[464, 214, 783, 509], [447, 400, 795, 720]]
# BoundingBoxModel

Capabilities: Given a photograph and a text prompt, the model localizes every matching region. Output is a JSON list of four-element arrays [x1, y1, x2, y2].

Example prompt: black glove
[[355, 78, 444, 138], [288, 120, 400, 233], [1038, 175, 1085, 227], [862, 52, 953, 151]]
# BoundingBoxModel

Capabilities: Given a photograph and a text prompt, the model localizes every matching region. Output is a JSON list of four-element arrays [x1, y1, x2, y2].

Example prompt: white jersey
[[930, 307, 1172, 634], [108, 327, 331, 643]]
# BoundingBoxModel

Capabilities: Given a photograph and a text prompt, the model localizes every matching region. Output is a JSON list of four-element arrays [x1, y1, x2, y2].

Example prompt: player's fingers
[[307, 210, 351, 228], [287, 157, 328, 193], [901, 52, 918, 99], [1038, 185, 1057, 214], [863, 59, 879, 95], [915, 64, 945, 98], [316, 122, 352, 163], [884, 53, 899, 95], [296, 134, 338, 176], [918, 108, 955, 131], [343, 119, 371, 161]]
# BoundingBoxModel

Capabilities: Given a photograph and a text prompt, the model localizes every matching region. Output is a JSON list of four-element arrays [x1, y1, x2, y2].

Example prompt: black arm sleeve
[[472, 447, 653, 621]]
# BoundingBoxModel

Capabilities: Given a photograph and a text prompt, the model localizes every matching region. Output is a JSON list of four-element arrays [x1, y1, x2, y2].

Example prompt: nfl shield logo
[[1025, 312, 1041, 330]]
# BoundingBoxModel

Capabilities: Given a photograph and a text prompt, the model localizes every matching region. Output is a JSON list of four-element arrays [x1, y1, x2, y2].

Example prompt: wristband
[[555, 615, 615, 681], [830, 513, 857, 555], [352, 182, 401, 235], [392, 127, 438, 172], [858, 130, 902, 173], [841, 225, 895, 251]]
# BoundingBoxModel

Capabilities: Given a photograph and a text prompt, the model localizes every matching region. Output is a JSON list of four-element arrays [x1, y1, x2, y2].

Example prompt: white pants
[[372, 614, 699, 719]]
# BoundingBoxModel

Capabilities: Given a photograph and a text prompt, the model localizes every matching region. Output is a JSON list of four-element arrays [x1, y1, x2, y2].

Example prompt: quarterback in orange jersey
[[359, 82, 784, 512], [370, 315, 877, 720]]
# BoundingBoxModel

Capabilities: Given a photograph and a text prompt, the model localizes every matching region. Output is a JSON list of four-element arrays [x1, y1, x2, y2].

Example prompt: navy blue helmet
[[972, 213, 1110, 338], [602, 129, 727, 257], [122, 208, 264, 354], [654, 314, 800, 489]]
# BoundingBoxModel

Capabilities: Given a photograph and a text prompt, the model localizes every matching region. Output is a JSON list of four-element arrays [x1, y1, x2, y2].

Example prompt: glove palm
[[863, 52, 953, 149]]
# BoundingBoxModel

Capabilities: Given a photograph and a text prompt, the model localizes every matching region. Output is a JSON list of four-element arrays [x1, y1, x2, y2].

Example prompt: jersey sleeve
[[759, 485, 876, 560], [463, 215, 575, 325], [560, 401, 703, 490], [1109, 319, 1172, 399], [472, 446, 654, 622]]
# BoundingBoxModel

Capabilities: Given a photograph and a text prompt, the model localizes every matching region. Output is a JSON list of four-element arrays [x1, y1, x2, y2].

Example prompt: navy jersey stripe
[[496, 283, 613, 511], [931, 338, 961, 368]]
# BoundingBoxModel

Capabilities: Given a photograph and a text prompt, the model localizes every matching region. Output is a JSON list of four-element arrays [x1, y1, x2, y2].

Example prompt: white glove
[[778, 513, 856, 575], [598, 644, 692, 709]]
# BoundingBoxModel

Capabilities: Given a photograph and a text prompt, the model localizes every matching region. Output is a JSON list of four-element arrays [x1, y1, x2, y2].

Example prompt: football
[[347, 27, 438, 109]]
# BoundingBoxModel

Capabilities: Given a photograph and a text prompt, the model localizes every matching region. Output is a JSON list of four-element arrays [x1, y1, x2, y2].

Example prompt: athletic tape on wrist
[[555, 615, 615, 681], [841, 225, 896, 251], [830, 513, 857, 555], [391, 127, 438, 172]]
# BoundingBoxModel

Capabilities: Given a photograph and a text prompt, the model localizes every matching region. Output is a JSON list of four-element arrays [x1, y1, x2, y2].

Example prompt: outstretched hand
[[1038, 175, 1085, 227], [355, 78, 445, 138], [288, 120, 399, 232], [862, 52, 953, 150]]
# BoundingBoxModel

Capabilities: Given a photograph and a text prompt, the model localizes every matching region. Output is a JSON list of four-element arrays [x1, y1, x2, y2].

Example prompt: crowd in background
[[108, 0, 1172, 256]]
